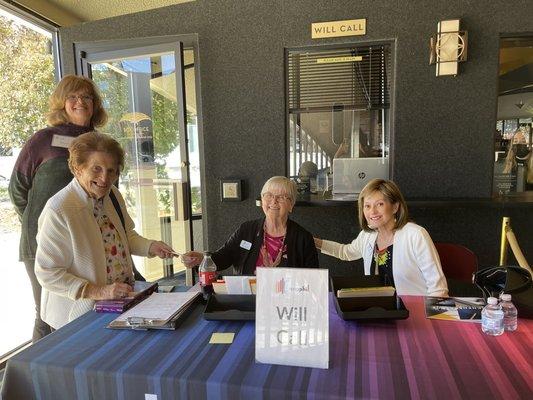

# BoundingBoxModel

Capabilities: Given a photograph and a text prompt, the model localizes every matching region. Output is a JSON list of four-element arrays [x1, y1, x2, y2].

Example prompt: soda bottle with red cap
[[199, 251, 217, 299]]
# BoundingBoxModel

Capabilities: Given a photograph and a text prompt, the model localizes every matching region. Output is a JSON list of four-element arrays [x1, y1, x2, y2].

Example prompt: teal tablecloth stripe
[[2, 296, 533, 400]]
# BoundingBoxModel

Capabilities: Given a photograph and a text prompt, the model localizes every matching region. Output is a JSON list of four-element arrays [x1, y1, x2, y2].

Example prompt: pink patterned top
[[93, 198, 134, 285], [256, 231, 286, 270]]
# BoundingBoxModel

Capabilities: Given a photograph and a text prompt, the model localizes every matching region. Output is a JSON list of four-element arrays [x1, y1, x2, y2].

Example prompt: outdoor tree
[[0, 21, 191, 213], [91, 64, 180, 159], [91, 64, 182, 215], [0, 16, 54, 153]]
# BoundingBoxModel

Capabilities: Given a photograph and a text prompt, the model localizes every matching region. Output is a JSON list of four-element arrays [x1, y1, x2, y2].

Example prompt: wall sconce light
[[429, 19, 468, 76]]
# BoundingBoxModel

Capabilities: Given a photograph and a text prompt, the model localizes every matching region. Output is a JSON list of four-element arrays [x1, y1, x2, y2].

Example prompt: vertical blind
[[288, 44, 392, 112]]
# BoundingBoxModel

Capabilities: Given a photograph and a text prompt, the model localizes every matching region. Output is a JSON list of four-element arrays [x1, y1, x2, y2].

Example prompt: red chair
[[434, 242, 478, 283]]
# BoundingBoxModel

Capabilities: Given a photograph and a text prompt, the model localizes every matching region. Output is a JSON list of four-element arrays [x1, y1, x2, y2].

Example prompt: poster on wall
[[493, 161, 517, 194], [255, 268, 329, 369]]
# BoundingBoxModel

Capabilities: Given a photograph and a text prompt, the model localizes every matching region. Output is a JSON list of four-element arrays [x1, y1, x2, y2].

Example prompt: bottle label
[[200, 271, 216, 286]]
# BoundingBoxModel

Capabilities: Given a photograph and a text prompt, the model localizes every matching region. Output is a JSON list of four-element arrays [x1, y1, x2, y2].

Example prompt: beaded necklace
[[259, 224, 287, 268]]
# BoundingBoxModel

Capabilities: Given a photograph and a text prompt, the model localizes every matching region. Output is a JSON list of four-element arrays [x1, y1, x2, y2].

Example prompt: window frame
[[0, 0, 61, 80], [284, 39, 397, 180], [0, 0, 61, 367]]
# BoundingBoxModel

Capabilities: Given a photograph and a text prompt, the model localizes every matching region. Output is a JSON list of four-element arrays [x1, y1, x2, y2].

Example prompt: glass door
[[80, 42, 195, 282]]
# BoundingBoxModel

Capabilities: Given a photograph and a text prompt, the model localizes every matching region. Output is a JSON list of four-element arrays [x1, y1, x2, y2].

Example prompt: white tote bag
[[255, 268, 329, 369]]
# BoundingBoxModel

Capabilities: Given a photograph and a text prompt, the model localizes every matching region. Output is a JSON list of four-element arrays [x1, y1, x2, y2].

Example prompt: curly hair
[[46, 75, 107, 127], [68, 131, 124, 174]]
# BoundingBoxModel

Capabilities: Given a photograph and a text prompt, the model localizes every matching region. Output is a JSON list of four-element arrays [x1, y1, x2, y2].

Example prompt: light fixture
[[515, 100, 524, 109], [429, 19, 468, 76]]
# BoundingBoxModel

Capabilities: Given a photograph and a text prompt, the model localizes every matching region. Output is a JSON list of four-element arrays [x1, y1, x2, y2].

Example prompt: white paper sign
[[255, 268, 329, 369]]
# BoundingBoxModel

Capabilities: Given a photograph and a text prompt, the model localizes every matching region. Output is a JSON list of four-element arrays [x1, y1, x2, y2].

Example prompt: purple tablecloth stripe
[[2, 295, 532, 400]]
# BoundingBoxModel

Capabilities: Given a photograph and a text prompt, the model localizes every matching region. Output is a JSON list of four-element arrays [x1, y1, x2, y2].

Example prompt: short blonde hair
[[68, 132, 125, 174], [46, 75, 107, 127], [261, 176, 297, 204], [358, 179, 409, 232]]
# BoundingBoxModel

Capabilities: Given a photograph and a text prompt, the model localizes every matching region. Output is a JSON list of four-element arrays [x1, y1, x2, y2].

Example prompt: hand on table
[[85, 282, 134, 300]]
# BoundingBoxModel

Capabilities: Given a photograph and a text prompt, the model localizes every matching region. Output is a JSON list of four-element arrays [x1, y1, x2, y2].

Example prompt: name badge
[[240, 240, 252, 250], [51, 134, 75, 148]]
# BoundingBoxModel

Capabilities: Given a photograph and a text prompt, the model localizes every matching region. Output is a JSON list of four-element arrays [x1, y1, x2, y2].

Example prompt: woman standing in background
[[9, 75, 107, 341]]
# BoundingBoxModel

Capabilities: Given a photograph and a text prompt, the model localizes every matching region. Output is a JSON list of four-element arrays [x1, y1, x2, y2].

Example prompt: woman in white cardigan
[[35, 132, 176, 329], [315, 179, 448, 297]]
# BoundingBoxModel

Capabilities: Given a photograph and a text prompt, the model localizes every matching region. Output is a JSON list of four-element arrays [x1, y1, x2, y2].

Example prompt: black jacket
[[211, 218, 319, 275]]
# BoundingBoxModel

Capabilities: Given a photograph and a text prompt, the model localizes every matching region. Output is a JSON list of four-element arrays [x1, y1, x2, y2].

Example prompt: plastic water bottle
[[500, 294, 518, 332], [199, 251, 217, 299], [481, 297, 504, 336]]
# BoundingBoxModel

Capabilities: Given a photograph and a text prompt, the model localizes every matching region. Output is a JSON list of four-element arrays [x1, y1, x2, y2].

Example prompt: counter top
[[294, 191, 533, 208]]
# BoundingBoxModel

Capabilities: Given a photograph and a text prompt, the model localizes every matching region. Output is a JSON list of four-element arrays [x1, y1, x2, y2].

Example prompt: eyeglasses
[[262, 192, 292, 203], [66, 94, 94, 103]]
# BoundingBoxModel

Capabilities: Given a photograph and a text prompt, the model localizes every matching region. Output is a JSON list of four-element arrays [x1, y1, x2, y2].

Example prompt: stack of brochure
[[212, 276, 257, 295], [94, 281, 158, 313], [424, 297, 485, 322]]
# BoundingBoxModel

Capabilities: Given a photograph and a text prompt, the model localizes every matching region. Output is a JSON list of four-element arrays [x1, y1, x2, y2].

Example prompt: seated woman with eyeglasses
[[182, 176, 318, 274], [314, 179, 448, 297]]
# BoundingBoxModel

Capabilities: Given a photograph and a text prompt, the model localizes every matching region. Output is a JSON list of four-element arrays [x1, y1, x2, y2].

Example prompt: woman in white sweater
[[315, 179, 448, 297], [35, 132, 176, 329]]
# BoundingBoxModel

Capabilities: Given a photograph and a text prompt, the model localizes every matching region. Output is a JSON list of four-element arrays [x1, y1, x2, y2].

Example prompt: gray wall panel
[[59, 0, 532, 272]]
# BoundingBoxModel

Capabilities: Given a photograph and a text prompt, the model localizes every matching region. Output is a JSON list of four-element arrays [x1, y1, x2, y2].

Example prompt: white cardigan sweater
[[321, 222, 448, 297], [35, 178, 153, 329]]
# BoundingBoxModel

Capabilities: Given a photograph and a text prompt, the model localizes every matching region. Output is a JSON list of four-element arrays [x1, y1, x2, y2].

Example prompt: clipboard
[[107, 291, 201, 330]]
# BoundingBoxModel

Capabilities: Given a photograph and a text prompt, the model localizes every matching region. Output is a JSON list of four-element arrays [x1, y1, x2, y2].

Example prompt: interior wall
[[59, 0, 533, 271]]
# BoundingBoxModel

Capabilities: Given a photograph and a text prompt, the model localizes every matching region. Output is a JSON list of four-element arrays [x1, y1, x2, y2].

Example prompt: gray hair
[[260, 176, 297, 204]]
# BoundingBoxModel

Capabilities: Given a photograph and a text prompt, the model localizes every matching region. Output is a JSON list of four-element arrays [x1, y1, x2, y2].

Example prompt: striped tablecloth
[[2, 296, 532, 400]]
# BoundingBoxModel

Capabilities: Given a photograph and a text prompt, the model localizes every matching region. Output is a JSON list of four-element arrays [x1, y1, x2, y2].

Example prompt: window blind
[[288, 44, 391, 112]]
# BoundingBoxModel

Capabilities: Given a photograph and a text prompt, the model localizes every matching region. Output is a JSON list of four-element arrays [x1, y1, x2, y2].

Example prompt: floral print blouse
[[93, 198, 134, 285], [372, 244, 395, 287]]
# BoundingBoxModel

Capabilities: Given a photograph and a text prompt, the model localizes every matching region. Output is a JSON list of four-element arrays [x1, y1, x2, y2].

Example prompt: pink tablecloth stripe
[[397, 302, 441, 399], [401, 296, 533, 399]]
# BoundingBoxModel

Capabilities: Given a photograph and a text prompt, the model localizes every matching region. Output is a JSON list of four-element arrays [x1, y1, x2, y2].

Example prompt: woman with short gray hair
[[183, 176, 318, 274]]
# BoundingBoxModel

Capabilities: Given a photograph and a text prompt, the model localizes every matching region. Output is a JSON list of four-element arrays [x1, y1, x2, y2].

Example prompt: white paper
[[224, 276, 252, 294], [112, 292, 199, 324], [255, 268, 329, 369]]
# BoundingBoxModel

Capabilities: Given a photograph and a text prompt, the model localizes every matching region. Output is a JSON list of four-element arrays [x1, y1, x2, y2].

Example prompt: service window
[[286, 42, 394, 194]]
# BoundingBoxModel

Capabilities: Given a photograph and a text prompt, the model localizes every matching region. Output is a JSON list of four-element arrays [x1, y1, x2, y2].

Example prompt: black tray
[[330, 276, 409, 320], [203, 294, 256, 321]]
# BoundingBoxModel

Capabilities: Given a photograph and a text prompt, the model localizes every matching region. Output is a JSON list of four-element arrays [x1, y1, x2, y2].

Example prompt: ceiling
[[13, 0, 194, 26]]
